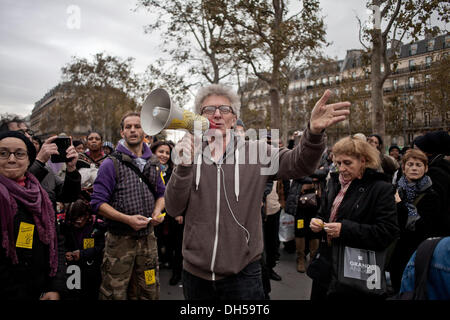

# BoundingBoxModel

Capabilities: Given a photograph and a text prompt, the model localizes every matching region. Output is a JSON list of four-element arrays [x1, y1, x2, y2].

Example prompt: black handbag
[[330, 243, 389, 297], [306, 242, 332, 284], [297, 192, 318, 208]]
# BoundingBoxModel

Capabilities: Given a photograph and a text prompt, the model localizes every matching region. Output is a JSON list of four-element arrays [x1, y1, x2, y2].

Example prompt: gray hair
[[194, 84, 240, 118]]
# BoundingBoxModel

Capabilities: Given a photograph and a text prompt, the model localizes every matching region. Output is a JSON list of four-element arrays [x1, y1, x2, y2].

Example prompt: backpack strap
[[412, 193, 426, 207], [413, 237, 443, 299], [109, 152, 157, 197]]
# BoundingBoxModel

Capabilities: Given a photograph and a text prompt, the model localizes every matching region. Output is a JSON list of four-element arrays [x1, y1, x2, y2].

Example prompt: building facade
[[242, 33, 449, 149]]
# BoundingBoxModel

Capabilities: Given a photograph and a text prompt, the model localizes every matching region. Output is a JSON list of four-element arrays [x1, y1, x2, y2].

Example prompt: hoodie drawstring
[[195, 143, 240, 203]]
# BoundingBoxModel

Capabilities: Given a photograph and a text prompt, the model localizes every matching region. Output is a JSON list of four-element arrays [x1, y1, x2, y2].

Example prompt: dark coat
[[0, 204, 66, 300], [389, 175, 442, 291], [313, 169, 399, 297], [28, 160, 81, 211], [318, 169, 398, 251], [60, 218, 106, 300], [427, 155, 450, 235]]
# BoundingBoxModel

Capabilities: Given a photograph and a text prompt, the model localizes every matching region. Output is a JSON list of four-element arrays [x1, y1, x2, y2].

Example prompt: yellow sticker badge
[[16, 222, 34, 249], [144, 269, 156, 286], [83, 238, 95, 249], [297, 219, 304, 229]]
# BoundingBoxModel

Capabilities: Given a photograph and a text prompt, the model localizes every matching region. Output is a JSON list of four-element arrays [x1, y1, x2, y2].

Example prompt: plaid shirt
[[107, 153, 160, 237]]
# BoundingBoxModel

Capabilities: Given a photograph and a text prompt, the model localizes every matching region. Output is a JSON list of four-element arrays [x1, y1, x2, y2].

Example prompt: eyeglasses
[[201, 105, 234, 115], [17, 129, 34, 137], [0, 148, 28, 160]]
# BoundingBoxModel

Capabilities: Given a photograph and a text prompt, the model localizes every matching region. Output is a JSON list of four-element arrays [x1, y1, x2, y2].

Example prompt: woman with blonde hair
[[308, 136, 399, 300]]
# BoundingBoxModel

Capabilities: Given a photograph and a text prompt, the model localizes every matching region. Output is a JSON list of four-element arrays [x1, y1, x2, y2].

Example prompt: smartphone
[[51, 137, 72, 163]]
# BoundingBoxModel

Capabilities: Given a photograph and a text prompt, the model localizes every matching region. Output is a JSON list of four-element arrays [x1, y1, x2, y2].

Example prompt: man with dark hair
[[367, 133, 399, 180], [91, 111, 166, 300], [0, 114, 33, 139]]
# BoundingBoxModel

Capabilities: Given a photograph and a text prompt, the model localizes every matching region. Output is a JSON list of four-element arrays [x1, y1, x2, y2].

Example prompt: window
[[425, 74, 431, 83], [352, 71, 356, 80], [425, 56, 432, 68], [393, 79, 398, 90], [408, 77, 415, 89], [335, 88, 340, 96], [309, 80, 314, 87], [410, 44, 418, 55], [364, 100, 369, 109], [336, 75, 340, 83], [365, 84, 370, 92], [322, 77, 328, 85], [409, 59, 415, 71], [446, 35, 450, 48], [328, 76, 333, 84], [424, 112, 431, 127], [427, 40, 435, 51], [408, 113, 414, 126]]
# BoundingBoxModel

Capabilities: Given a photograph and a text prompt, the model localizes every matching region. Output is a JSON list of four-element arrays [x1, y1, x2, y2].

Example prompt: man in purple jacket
[[91, 111, 165, 300]]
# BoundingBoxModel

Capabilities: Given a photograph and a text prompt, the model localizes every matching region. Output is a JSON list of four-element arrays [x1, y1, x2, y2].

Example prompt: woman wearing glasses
[[0, 131, 62, 300]]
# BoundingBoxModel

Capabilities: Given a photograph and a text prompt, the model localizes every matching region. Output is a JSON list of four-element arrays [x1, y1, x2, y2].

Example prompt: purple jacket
[[90, 141, 165, 214]]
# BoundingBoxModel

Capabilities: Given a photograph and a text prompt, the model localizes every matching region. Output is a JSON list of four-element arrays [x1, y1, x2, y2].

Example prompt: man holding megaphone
[[164, 84, 350, 300]]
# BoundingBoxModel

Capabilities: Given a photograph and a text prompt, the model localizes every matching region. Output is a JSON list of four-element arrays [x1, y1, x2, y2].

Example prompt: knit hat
[[236, 119, 245, 129], [0, 131, 36, 167], [413, 131, 450, 155], [388, 145, 401, 153]]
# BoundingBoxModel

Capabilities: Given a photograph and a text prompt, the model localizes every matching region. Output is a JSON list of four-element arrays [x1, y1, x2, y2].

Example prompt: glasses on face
[[201, 105, 234, 115], [0, 148, 28, 160], [17, 129, 34, 137]]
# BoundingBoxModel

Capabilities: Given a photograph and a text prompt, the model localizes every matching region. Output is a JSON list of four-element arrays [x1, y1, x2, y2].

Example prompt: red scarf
[[329, 173, 353, 223]]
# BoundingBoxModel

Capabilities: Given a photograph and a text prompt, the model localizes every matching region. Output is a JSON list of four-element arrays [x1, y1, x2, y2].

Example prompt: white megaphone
[[141, 88, 210, 136]]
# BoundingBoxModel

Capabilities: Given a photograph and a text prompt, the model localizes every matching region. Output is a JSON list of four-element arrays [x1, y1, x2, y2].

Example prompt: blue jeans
[[182, 260, 265, 300]]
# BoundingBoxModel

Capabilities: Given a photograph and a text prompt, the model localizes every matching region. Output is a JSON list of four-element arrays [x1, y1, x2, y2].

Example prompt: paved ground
[[159, 245, 313, 300]]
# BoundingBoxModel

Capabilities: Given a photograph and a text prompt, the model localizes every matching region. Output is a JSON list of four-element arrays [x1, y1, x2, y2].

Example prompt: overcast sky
[[0, 0, 372, 117]]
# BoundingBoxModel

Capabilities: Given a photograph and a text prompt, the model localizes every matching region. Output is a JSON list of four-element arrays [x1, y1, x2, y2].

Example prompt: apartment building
[[243, 33, 449, 148]]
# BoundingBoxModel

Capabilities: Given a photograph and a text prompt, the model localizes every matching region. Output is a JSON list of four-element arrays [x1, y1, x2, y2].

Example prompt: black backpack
[[393, 237, 443, 300]]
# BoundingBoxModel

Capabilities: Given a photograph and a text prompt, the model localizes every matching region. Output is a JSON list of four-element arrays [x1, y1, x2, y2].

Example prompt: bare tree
[[357, 0, 448, 139], [219, 0, 328, 142]]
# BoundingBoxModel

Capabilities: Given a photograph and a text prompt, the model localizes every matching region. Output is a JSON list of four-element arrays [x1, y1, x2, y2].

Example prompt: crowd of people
[[0, 84, 449, 301]]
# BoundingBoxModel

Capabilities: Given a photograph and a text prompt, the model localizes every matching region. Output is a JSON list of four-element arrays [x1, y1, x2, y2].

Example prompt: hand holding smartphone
[[50, 136, 72, 163]]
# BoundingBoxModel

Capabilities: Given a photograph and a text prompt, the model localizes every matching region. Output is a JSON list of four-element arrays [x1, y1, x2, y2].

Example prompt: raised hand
[[309, 90, 351, 134], [36, 135, 59, 163]]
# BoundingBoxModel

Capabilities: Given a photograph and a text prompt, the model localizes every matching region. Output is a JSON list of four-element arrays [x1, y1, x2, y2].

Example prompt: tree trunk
[[269, 86, 281, 131], [370, 27, 385, 138]]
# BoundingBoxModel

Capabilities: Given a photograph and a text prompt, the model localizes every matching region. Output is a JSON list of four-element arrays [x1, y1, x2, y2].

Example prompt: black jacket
[[427, 155, 450, 235], [28, 160, 81, 210], [318, 169, 399, 251], [389, 176, 441, 291], [312, 169, 399, 297], [0, 204, 66, 300]]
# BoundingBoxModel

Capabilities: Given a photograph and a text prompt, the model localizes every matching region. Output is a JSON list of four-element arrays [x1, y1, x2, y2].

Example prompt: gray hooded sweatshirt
[[165, 126, 325, 281]]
